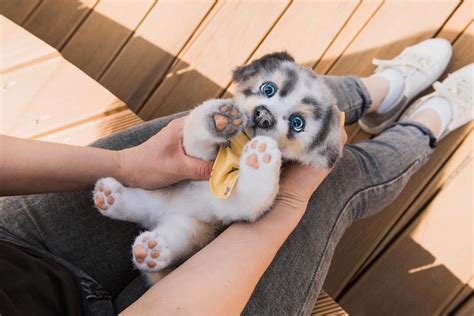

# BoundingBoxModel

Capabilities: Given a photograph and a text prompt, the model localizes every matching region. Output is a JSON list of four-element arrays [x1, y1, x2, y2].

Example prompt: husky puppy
[[93, 52, 343, 283]]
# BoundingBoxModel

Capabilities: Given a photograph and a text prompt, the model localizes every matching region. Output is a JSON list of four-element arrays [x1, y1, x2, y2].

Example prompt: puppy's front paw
[[209, 101, 246, 139]]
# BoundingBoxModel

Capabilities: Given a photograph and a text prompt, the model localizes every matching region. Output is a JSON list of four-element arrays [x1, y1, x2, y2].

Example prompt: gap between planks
[[29, 102, 127, 140]]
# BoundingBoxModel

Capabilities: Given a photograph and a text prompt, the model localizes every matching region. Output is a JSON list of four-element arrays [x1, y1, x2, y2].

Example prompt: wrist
[[115, 148, 137, 187], [267, 198, 308, 226]]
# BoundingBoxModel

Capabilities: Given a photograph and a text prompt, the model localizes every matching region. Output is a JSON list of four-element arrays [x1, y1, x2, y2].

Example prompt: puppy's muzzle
[[253, 105, 275, 129]]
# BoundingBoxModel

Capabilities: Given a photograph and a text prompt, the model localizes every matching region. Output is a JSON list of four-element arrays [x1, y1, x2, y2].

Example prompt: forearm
[[0, 135, 127, 196], [122, 200, 308, 315]]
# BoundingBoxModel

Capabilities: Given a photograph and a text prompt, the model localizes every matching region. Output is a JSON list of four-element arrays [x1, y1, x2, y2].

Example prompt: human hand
[[117, 117, 214, 189], [275, 125, 348, 210]]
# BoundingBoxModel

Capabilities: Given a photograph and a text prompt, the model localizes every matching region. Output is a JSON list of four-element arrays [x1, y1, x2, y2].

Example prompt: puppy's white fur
[[94, 105, 281, 282], [93, 52, 341, 283]]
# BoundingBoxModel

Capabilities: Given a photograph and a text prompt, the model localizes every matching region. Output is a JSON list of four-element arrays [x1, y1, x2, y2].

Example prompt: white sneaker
[[400, 63, 474, 139], [359, 38, 452, 134]]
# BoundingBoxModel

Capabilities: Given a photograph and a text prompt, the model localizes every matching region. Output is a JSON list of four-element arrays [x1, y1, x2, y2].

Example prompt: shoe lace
[[373, 48, 435, 79], [433, 73, 472, 112]]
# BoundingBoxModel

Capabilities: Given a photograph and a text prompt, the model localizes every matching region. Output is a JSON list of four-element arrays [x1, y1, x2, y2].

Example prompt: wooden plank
[[323, 6, 471, 296], [453, 295, 474, 316], [250, 0, 358, 67], [312, 291, 347, 316], [0, 0, 40, 25], [0, 56, 121, 138], [36, 109, 142, 145], [314, 0, 383, 75], [223, 0, 359, 97], [23, 0, 97, 49], [437, 0, 473, 42], [0, 15, 59, 73], [61, 0, 155, 79], [449, 22, 474, 72], [139, 0, 289, 119], [100, 0, 215, 113], [441, 281, 474, 315], [327, 0, 459, 77], [339, 136, 473, 315]]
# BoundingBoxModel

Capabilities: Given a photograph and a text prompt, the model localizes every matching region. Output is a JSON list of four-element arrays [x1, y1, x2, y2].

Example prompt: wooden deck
[[1, 0, 472, 314]]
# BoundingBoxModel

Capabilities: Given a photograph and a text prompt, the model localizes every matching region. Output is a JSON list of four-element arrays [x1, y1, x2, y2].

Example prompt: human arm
[[0, 117, 213, 196], [122, 128, 348, 315], [122, 165, 331, 315]]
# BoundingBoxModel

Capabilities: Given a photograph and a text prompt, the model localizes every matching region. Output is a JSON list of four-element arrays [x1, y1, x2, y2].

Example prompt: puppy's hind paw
[[242, 136, 281, 172], [132, 231, 171, 272], [93, 177, 123, 216]]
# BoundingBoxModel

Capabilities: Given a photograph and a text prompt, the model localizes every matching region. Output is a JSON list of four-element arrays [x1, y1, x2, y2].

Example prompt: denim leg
[[243, 123, 436, 315], [0, 112, 186, 299], [322, 75, 373, 124]]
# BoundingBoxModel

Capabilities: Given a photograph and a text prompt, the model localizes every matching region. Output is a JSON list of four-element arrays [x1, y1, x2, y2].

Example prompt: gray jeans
[[0, 76, 436, 315]]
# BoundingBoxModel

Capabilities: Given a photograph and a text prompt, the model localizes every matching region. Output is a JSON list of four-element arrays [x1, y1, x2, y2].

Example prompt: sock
[[372, 68, 405, 113], [409, 96, 452, 138]]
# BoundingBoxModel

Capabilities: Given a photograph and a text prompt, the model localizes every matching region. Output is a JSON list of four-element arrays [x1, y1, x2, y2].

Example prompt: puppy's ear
[[232, 62, 259, 83], [232, 51, 295, 83], [263, 51, 295, 63], [323, 139, 342, 169]]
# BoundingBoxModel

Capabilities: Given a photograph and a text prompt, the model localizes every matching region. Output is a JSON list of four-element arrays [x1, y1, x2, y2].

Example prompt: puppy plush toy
[[93, 52, 344, 283]]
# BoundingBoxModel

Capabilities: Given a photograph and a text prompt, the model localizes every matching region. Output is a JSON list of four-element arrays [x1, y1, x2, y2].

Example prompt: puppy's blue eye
[[259, 82, 277, 98], [289, 114, 305, 132]]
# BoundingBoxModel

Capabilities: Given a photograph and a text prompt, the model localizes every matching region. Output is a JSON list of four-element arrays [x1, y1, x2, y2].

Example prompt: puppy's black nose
[[253, 105, 275, 129]]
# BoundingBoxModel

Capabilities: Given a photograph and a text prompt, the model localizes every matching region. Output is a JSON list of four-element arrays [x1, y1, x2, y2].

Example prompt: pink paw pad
[[245, 153, 259, 169], [133, 235, 161, 267], [94, 178, 121, 211], [214, 114, 228, 131], [133, 233, 170, 271], [212, 102, 244, 138], [133, 245, 147, 263], [94, 181, 116, 211], [244, 138, 275, 169]]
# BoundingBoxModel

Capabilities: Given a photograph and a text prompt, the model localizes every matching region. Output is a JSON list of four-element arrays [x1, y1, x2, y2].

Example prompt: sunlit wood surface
[[1, 1, 472, 314]]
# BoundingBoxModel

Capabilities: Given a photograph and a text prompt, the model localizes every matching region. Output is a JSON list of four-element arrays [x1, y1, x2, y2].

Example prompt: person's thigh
[[0, 112, 186, 298], [243, 123, 436, 315]]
